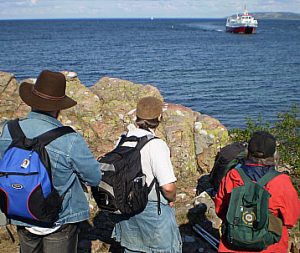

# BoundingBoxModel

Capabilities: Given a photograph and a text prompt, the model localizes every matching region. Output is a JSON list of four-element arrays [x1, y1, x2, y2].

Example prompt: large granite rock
[[0, 72, 30, 119], [0, 70, 229, 174]]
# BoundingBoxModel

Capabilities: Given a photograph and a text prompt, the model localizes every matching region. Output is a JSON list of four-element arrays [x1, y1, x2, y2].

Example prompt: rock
[[0, 71, 229, 176], [162, 103, 199, 176], [195, 114, 229, 173], [193, 192, 222, 229], [0, 72, 30, 119], [177, 193, 187, 200], [62, 70, 77, 79]]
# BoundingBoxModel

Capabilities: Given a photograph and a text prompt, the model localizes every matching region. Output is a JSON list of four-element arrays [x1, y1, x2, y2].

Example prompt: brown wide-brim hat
[[136, 96, 163, 120], [19, 70, 77, 111]]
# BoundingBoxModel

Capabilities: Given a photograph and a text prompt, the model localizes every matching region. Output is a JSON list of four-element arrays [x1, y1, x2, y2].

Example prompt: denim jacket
[[0, 112, 101, 227]]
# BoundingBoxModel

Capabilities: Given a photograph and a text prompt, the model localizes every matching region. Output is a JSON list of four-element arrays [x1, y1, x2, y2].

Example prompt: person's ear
[[158, 114, 163, 122], [55, 110, 61, 119]]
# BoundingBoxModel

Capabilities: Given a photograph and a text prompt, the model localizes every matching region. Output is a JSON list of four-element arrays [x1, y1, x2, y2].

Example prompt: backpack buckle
[[24, 138, 38, 148]]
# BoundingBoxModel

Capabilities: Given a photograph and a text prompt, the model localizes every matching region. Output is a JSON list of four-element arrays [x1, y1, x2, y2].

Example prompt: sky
[[0, 0, 299, 19]]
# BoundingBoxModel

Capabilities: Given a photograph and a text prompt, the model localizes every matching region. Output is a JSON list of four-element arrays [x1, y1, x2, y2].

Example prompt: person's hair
[[31, 108, 60, 119], [136, 116, 160, 131], [247, 150, 279, 167]]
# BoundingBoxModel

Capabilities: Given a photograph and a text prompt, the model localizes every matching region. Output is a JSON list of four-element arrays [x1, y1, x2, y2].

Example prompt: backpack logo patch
[[241, 208, 256, 226], [21, 158, 30, 169], [11, 183, 23, 190]]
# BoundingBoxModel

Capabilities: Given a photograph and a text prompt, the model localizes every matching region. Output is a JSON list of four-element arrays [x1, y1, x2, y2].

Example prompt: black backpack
[[0, 119, 74, 227], [209, 142, 247, 192], [91, 135, 160, 216]]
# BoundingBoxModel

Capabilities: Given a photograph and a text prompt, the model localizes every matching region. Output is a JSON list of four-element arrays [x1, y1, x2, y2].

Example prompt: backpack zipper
[[0, 172, 39, 178]]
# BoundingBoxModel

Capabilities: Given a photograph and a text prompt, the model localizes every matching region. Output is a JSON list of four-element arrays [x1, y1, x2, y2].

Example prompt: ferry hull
[[226, 26, 256, 34]]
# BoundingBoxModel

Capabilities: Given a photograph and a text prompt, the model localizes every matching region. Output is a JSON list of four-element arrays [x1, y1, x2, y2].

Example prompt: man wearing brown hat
[[214, 131, 300, 253], [112, 96, 182, 253], [0, 70, 102, 253]]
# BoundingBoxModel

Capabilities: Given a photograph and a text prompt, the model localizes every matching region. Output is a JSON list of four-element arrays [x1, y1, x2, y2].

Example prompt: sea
[[0, 18, 299, 129]]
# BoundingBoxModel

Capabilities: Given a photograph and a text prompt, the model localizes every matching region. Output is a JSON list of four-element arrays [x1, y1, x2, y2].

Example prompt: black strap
[[7, 119, 26, 142], [7, 119, 75, 147], [117, 134, 158, 150], [5, 225, 15, 243], [135, 135, 157, 150], [117, 135, 138, 147], [38, 126, 74, 146], [148, 178, 161, 215]]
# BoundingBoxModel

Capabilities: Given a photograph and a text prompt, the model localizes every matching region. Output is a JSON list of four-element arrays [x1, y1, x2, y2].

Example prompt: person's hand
[[169, 201, 175, 208]]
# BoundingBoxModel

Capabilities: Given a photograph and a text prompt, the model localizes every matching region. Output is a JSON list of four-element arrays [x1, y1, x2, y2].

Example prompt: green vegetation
[[229, 105, 300, 180]]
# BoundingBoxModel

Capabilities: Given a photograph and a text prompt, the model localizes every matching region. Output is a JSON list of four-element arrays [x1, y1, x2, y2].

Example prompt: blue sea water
[[0, 19, 299, 129]]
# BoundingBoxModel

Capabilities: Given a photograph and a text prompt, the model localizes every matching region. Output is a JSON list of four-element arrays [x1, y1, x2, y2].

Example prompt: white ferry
[[226, 7, 258, 34]]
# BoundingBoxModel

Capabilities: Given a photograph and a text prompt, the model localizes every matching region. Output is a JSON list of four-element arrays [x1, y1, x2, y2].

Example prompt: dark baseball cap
[[248, 131, 276, 158]]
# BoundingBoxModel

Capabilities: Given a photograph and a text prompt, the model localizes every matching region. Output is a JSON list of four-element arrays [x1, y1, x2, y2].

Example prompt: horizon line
[[0, 17, 226, 21], [1, 11, 299, 21]]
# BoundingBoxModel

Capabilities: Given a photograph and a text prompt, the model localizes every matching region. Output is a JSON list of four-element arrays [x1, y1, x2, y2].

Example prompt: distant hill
[[252, 12, 300, 20]]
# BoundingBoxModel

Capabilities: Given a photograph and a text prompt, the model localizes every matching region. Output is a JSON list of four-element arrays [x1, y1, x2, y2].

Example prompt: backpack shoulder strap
[[148, 177, 162, 215], [117, 134, 158, 150], [236, 165, 281, 187], [226, 158, 241, 172], [235, 165, 252, 184], [136, 135, 158, 150], [117, 135, 139, 146], [38, 126, 75, 146], [7, 119, 26, 141], [257, 169, 281, 187], [7, 119, 74, 146]]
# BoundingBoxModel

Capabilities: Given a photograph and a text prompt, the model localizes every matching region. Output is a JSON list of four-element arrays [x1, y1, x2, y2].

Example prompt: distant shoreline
[[251, 12, 300, 20], [0, 12, 300, 21]]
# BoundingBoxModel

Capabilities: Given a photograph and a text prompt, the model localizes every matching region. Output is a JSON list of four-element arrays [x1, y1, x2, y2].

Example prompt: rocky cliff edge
[[0, 71, 230, 176]]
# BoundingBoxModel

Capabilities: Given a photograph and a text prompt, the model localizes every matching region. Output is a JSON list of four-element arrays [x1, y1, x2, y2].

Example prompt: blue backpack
[[0, 119, 74, 227]]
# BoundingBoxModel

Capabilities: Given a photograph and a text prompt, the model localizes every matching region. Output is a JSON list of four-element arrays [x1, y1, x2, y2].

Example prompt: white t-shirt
[[25, 225, 61, 235], [123, 126, 177, 190]]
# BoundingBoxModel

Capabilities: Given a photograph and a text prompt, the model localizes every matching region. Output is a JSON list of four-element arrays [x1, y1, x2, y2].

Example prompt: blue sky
[[0, 0, 299, 19]]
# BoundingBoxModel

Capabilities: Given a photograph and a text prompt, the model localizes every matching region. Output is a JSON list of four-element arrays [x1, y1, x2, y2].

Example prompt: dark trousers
[[17, 223, 79, 253]]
